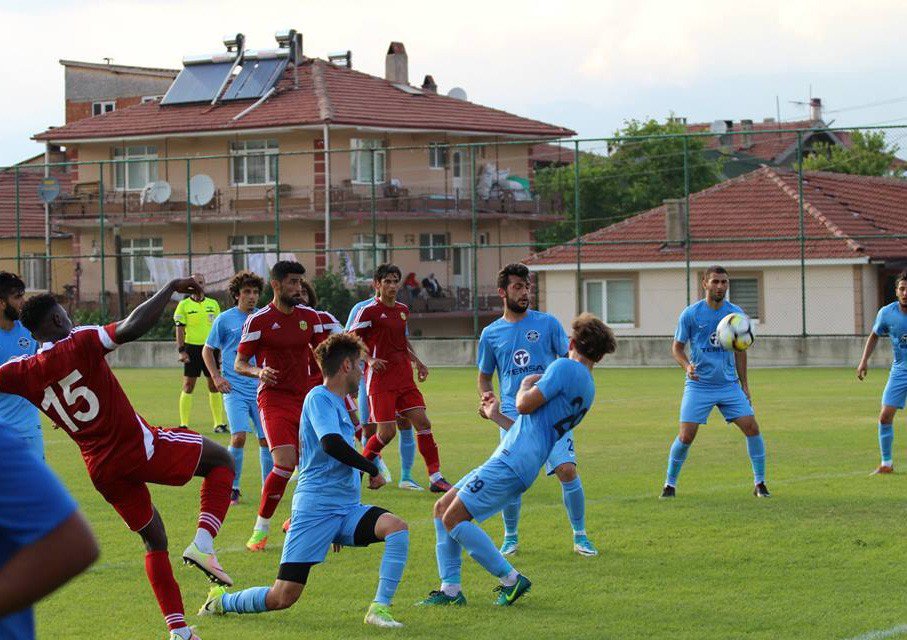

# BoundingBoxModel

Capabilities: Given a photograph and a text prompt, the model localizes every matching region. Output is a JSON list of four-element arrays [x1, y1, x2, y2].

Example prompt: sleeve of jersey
[[552, 317, 570, 357], [872, 308, 888, 336], [205, 316, 222, 349], [323, 312, 343, 335], [0, 357, 27, 395], [309, 393, 344, 440], [535, 359, 566, 403], [173, 299, 186, 326], [97, 323, 120, 353], [348, 305, 373, 339], [673, 309, 690, 343], [237, 314, 261, 357], [477, 332, 496, 375]]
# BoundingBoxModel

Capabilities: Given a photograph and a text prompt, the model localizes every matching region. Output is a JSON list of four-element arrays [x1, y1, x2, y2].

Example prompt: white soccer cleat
[[182, 542, 233, 586], [398, 478, 424, 491], [364, 602, 403, 628]]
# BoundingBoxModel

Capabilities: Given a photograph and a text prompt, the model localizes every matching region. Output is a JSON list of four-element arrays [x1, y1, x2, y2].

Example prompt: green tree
[[802, 130, 904, 177], [535, 119, 723, 247], [311, 270, 372, 322]]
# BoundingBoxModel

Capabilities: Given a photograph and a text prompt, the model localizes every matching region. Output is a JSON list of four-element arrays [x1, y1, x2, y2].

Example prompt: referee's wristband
[[178, 345, 187, 353]]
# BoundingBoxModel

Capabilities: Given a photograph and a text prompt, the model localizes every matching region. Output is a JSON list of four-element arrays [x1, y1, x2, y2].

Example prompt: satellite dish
[[188, 174, 215, 206], [146, 180, 172, 204], [447, 87, 467, 101], [709, 120, 728, 134]]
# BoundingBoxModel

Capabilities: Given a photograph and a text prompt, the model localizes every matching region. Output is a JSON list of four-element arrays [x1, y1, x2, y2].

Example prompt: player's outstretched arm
[[515, 373, 546, 414], [114, 277, 201, 344], [857, 333, 879, 380], [320, 433, 380, 477]]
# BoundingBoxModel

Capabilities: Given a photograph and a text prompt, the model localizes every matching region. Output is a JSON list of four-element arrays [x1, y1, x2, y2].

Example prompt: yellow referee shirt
[[173, 296, 221, 345]]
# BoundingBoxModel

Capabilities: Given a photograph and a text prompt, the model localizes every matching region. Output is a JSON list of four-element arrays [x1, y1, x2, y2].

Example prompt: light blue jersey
[[293, 385, 360, 514], [0, 321, 40, 440], [478, 310, 568, 418], [674, 299, 744, 386], [205, 307, 259, 398], [872, 302, 907, 370]]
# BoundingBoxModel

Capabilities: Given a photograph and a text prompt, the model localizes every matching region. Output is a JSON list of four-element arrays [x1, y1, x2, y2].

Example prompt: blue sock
[[561, 477, 586, 534], [228, 446, 243, 491], [259, 446, 274, 486], [221, 586, 270, 614], [433, 517, 462, 584], [398, 429, 415, 479], [746, 434, 766, 484], [374, 530, 409, 605], [501, 496, 521, 538], [879, 423, 894, 465], [665, 436, 691, 486], [449, 521, 514, 579]]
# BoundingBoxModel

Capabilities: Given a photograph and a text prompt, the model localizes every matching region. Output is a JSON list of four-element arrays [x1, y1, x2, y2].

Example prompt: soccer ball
[[716, 313, 755, 352]]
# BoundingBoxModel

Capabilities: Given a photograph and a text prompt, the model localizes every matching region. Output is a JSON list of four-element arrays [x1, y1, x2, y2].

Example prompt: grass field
[[33, 366, 906, 640]]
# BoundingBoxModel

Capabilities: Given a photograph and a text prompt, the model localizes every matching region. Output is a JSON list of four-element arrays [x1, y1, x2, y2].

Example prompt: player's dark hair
[[0, 272, 25, 301], [896, 271, 907, 287], [20, 293, 58, 333], [270, 260, 305, 282], [228, 271, 264, 302], [300, 279, 318, 307], [497, 263, 530, 290], [314, 332, 366, 377], [373, 263, 401, 282], [704, 265, 728, 279], [571, 312, 616, 363]]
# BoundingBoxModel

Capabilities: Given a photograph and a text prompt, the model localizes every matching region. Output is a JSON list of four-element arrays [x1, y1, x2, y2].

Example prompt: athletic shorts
[[882, 367, 907, 409], [259, 393, 304, 453], [501, 410, 576, 475], [368, 387, 425, 423], [679, 380, 754, 425], [454, 457, 528, 523], [281, 503, 378, 565], [224, 392, 265, 439], [92, 427, 203, 531], [184, 343, 214, 378]]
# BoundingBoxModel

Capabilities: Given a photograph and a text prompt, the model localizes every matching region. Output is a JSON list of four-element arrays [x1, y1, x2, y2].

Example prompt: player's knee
[[556, 463, 578, 483], [139, 528, 167, 552], [231, 433, 246, 448], [268, 588, 301, 610], [387, 516, 408, 534], [432, 498, 447, 519]]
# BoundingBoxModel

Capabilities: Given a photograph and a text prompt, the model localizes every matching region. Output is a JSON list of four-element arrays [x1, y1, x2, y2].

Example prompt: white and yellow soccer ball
[[716, 312, 755, 352]]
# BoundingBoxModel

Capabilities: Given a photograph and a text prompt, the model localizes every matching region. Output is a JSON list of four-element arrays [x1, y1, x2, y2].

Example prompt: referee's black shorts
[[184, 343, 215, 378]]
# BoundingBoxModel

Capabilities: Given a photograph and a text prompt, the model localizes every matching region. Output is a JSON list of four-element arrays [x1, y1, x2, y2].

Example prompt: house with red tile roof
[[526, 167, 907, 336]]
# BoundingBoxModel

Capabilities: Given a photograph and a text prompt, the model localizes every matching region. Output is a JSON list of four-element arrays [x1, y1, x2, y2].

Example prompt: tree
[[534, 119, 723, 247], [802, 130, 904, 177], [311, 270, 372, 322]]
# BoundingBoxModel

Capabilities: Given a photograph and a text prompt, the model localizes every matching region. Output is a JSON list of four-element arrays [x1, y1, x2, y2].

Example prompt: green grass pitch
[[33, 366, 904, 639]]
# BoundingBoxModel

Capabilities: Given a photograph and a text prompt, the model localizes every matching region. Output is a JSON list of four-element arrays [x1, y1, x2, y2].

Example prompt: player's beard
[[3, 304, 18, 322], [505, 296, 529, 314], [709, 291, 725, 303]]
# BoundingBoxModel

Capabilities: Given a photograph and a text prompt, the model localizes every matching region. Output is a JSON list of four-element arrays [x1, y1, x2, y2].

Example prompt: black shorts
[[184, 344, 215, 378]]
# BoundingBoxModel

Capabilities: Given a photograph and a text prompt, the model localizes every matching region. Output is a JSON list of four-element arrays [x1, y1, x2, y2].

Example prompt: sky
[[1, 0, 906, 165]]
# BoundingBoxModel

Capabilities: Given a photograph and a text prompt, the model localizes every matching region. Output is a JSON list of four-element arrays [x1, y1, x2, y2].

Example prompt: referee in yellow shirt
[[174, 272, 227, 433]]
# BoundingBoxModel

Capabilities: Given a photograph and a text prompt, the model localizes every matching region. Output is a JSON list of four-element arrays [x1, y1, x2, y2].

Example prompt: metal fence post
[[470, 145, 479, 338], [14, 166, 20, 273], [186, 159, 193, 273], [99, 162, 107, 323], [683, 135, 691, 305], [797, 132, 806, 337], [574, 140, 581, 316], [274, 153, 281, 255], [370, 148, 378, 270]]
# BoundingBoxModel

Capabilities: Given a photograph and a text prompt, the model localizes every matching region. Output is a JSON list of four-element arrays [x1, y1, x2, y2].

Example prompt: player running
[[236, 260, 322, 551], [350, 263, 451, 492], [203, 271, 274, 505], [199, 333, 410, 628], [660, 265, 770, 499], [477, 263, 597, 556], [3, 278, 236, 640], [419, 313, 615, 607], [857, 270, 907, 474]]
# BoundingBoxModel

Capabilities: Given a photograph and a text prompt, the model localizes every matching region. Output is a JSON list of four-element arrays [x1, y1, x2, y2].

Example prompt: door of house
[[452, 244, 472, 295], [451, 150, 463, 196]]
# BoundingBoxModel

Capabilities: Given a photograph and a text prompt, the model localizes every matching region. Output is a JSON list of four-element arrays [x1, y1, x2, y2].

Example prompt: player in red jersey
[[3, 278, 235, 640], [350, 263, 451, 492], [236, 261, 322, 551]]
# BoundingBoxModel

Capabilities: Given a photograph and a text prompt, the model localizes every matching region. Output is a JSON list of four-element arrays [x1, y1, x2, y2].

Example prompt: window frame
[[113, 145, 158, 192], [350, 138, 387, 184], [21, 253, 47, 291], [419, 232, 449, 262], [428, 142, 449, 170], [727, 273, 763, 322], [230, 139, 279, 186], [121, 237, 164, 285], [352, 233, 390, 278], [583, 277, 637, 328], [229, 234, 278, 271], [92, 101, 115, 116]]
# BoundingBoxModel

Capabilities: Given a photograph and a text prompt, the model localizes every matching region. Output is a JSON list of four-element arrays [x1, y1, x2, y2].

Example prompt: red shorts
[[259, 392, 304, 454], [369, 387, 425, 423], [92, 427, 203, 532], [344, 394, 357, 413]]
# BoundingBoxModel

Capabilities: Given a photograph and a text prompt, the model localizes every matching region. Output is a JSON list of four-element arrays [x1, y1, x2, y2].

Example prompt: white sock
[[193, 529, 214, 554], [440, 582, 461, 597], [255, 516, 270, 532], [430, 472, 443, 483], [172, 627, 192, 640], [883, 459, 893, 466], [500, 570, 519, 587]]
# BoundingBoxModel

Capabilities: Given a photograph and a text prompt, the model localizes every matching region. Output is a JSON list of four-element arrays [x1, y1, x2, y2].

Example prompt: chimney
[[421, 75, 437, 93], [664, 199, 688, 243], [762, 117, 775, 123], [809, 97, 823, 122], [740, 119, 754, 148], [385, 41, 408, 84], [719, 120, 734, 147]]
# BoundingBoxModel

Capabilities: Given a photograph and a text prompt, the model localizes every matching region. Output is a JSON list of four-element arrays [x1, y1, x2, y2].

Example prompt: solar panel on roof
[[222, 57, 289, 101], [162, 62, 236, 105]]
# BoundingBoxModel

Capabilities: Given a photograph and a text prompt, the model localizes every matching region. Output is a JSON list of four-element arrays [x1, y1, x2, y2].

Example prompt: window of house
[[585, 279, 635, 327], [230, 234, 278, 272], [121, 237, 163, 285], [92, 101, 115, 116], [141, 96, 163, 104], [231, 139, 279, 185], [419, 233, 448, 261], [429, 143, 448, 169], [21, 254, 46, 290], [478, 232, 489, 246], [729, 277, 760, 320], [113, 145, 158, 191], [350, 139, 386, 184], [352, 234, 389, 277]]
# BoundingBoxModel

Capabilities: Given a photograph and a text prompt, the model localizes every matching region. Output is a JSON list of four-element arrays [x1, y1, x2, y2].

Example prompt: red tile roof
[[0, 169, 71, 238], [525, 167, 907, 266], [35, 59, 575, 142], [685, 120, 853, 163]]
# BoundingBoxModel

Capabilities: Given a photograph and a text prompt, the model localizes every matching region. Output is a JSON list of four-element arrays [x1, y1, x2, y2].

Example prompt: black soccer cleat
[[753, 482, 771, 498], [213, 424, 229, 434], [659, 484, 676, 499]]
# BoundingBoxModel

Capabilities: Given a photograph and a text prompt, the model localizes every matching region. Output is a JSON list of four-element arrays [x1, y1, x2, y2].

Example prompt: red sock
[[354, 424, 363, 443], [198, 465, 233, 536], [258, 465, 294, 519], [362, 433, 387, 460], [416, 429, 441, 475], [145, 550, 185, 631]]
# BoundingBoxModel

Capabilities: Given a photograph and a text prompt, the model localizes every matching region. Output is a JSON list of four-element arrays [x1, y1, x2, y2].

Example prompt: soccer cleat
[[214, 424, 229, 434], [246, 529, 268, 552], [169, 628, 201, 640], [364, 602, 403, 628], [376, 457, 393, 483], [178, 425, 189, 430], [416, 590, 467, 606], [753, 482, 771, 498], [230, 488, 241, 505], [398, 477, 424, 491], [493, 574, 532, 606], [872, 464, 895, 475], [182, 543, 233, 586], [499, 535, 519, 556], [573, 534, 599, 557], [660, 484, 676, 499], [429, 477, 453, 493], [197, 585, 227, 616], [282, 518, 291, 534]]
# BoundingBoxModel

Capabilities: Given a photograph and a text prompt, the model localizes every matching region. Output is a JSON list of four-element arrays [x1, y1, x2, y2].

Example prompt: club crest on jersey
[[17, 337, 30, 349], [526, 330, 540, 342], [513, 349, 531, 367], [400, 312, 407, 321], [299, 320, 308, 331]]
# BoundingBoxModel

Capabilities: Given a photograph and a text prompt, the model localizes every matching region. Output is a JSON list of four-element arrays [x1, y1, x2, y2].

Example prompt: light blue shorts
[[882, 368, 907, 409], [679, 381, 754, 425], [502, 410, 576, 475], [281, 503, 374, 565], [455, 457, 528, 523], [223, 392, 265, 439]]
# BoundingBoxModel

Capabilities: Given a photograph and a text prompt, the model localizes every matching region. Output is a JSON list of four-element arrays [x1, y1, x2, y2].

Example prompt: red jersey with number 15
[[0, 324, 159, 481], [350, 298, 415, 393]]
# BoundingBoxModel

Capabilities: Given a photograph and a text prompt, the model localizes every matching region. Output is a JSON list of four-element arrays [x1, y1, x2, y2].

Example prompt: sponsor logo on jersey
[[299, 320, 308, 331], [526, 329, 540, 342], [17, 337, 30, 349], [380, 313, 387, 319], [899, 333, 907, 347], [513, 349, 531, 367], [272, 322, 281, 330], [704, 331, 723, 352]]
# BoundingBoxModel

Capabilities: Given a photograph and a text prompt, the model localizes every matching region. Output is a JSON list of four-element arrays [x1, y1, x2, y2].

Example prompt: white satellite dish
[[188, 174, 215, 206], [709, 120, 728, 134], [146, 180, 172, 204], [447, 87, 467, 101]]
